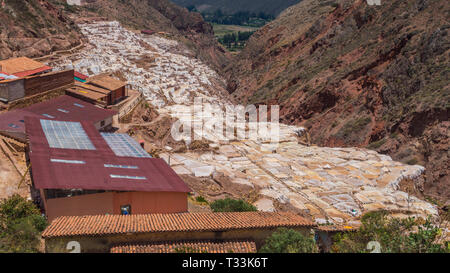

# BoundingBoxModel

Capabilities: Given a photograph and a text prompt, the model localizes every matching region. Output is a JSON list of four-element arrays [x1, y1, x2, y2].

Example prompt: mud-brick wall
[[0, 79, 25, 102], [24, 70, 74, 97], [45, 227, 313, 253]]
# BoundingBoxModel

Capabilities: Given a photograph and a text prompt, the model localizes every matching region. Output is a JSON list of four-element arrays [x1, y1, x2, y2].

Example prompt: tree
[[0, 194, 47, 253], [210, 198, 257, 212], [259, 228, 318, 253], [186, 5, 197, 12], [332, 210, 448, 253]]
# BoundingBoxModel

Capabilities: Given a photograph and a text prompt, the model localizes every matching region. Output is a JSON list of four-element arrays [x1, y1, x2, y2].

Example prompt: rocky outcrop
[[0, 0, 83, 59], [227, 0, 449, 203]]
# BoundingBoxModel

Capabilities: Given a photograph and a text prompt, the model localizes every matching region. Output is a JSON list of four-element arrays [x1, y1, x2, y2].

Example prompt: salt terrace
[[48, 21, 438, 225]]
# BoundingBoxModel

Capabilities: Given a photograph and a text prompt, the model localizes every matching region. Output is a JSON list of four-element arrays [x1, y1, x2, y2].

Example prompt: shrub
[[195, 196, 208, 204], [0, 194, 47, 253], [331, 210, 448, 253], [210, 198, 257, 212], [259, 228, 318, 253]]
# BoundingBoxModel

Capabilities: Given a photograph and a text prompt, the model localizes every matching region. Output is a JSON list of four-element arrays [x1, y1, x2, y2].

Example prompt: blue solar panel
[[101, 133, 151, 158], [41, 120, 96, 150]]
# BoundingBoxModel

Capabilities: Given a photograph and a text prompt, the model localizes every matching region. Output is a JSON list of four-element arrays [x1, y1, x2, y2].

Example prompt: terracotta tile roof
[[42, 212, 315, 238], [0, 57, 51, 76], [110, 240, 257, 253]]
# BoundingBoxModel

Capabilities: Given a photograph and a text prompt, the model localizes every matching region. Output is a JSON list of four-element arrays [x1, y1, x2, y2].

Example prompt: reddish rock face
[[0, 0, 83, 59], [226, 0, 449, 203]]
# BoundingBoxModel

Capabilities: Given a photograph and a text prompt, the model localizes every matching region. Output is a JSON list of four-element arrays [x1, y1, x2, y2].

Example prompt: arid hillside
[[172, 0, 301, 16], [0, 0, 83, 59], [71, 0, 232, 71], [227, 0, 449, 203], [0, 0, 231, 71]]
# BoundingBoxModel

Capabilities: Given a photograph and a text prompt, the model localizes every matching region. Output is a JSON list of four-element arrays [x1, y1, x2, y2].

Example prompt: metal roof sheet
[[25, 117, 191, 193], [0, 95, 116, 134]]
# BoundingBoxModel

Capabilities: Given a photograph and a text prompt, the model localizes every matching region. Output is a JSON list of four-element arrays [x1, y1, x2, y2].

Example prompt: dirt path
[[0, 149, 29, 200]]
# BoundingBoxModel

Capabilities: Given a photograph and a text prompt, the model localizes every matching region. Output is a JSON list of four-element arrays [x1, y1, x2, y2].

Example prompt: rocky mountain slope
[[49, 21, 438, 225], [172, 0, 301, 16], [0, 0, 83, 59], [69, 0, 232, 71], [0, 0, 231, 71], [227, 0, 449, 204]]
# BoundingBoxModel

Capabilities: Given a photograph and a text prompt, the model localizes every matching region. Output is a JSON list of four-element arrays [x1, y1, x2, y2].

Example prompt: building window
[[120, 205, 131, 215], [8, 123, 19, 128]]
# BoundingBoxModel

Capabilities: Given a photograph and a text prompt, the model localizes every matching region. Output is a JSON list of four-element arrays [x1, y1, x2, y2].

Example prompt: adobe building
[[0, 60, 73, 103], [66, 82, 112, 106], [0, 95, 116, 142], [42, 212, 316, 253], [25, 117, 191, 222], [66, 75, 127, 106]]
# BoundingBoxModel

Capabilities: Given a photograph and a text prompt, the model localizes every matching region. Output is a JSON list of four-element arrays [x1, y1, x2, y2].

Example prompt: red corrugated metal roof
[[13, 65, 52, 78], [0, 95, 117, 134], [25, 117, 191, 193], [74, 71, 88, 80]]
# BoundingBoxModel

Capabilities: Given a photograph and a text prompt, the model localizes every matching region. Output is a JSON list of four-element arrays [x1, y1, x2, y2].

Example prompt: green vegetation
[[210, 198, 257, 212], [259, 228, 318, 253], [367, 138, 387, 150], [196, 9, 273, 51], [195, 196, 208, 204], [201, 9, 274, 27], [216, 29, 255, 51], [336, 116, 372, 140], [331, 211, 449, 253], [0, 195, 47, 253]]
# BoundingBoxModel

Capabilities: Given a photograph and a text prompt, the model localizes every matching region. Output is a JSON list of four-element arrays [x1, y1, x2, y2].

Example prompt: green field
[[212, 24, 259, 37]]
